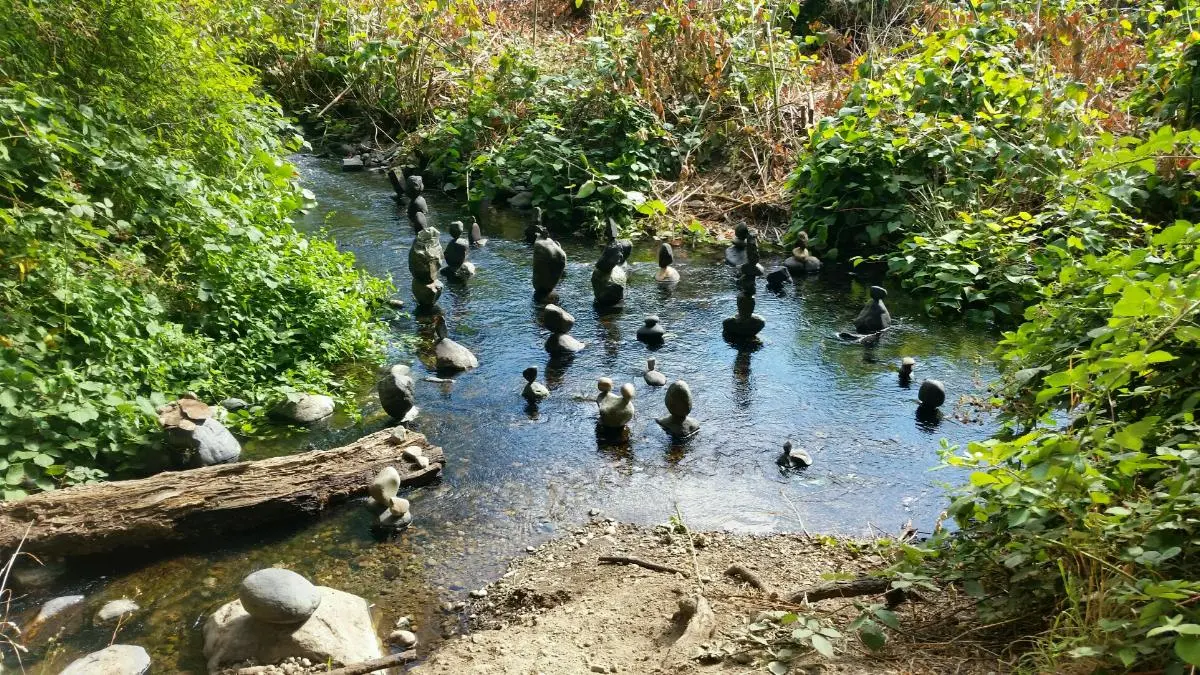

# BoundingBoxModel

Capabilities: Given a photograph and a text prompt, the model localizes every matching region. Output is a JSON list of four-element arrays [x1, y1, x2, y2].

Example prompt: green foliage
[[910, 219, 1200, 670], [0, 0, 390, 497]]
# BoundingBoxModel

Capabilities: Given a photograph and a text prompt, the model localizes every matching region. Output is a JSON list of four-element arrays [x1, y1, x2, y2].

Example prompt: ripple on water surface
[[14, 156, 1000, 672]]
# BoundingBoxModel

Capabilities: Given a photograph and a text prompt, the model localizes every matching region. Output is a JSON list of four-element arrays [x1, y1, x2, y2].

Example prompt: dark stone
[[854, 286, 892, 333], [342, 157, 364, 172], [408, 228, 443, 284], [591, 245, 627, 308], [723, 294, 766, 340], [656, 380, 699, 438], [377, 364, 417, 421], [521, 367, 549, 402], [636, 316, 665, 344], [405, 174, 424, 200], [407, 196, 428, 221], [525, 207, 547, 244], [532, 235, 567, 296], [658, 242, 674, 268], [411, 210, 428, 232], [918, 379, 946, 409], [765, 266, 792, 289]]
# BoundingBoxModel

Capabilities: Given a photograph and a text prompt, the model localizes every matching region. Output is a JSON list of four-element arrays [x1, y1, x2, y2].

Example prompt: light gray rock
[[377, 364, 417, 421], [408, 227, 443, 285], [239, 569, 321, 625], [643, 358, 667, 386], [522, 367, 550, 402], [369, 467, 401, 510], [388, 629, 418, 648], [219, 397, 249, 411], [95, 598, 140, 625], [28, 594, 86, 644], [189, 417, 242, 466], [341, 156, 364, 172], [656, 380, 699, 438], [597, 380, 635, 429], [273, 394, 335, 425], [60, 644, 150, 675], [434, 322, 479, 372], [204, 586, 381, 672], [545, 332, 585, 355], [541, 304, 576, 334], [34, 594, 85, 625]]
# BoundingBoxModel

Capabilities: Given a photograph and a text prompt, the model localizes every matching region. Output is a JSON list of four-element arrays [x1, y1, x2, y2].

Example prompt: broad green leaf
[[1176, 635, 1200, 665], [575, 180, 596, 199]]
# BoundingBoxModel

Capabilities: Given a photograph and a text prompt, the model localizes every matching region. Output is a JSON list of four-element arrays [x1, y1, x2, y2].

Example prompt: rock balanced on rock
[[918, 379, 945, 412], [433, 318, 478, 373], [532, 228, 567, 300], [239, 568, 322, 625], [596, 378, 636, 429], [524, 207, 548, 244], [783, 230, 822, 276], [442, 221, 475, 279], [723, 230, 766, 342], [656, 380, 699, 439], [468, 217, 487, 247], [157, 397, 242, 467], [779, 441, 813, 468], [409, 227, 444, 311], [542, 304, 585, 354], [656, 242, 680, 283], [591, 240, 628, 309], [643, 357, 666, 386], [899, 357, 915, 386], [368, 467, 412, 532], [636, 315, 665, 345], [522, 366, 550, 402], [377, 364, 418, 422], [854, 285, 892, 334], [406, 175, 428, 231], [725, 223, 752, 267]]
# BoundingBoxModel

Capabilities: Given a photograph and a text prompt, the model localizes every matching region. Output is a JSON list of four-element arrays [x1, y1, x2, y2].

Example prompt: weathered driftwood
[[785, 577, 893, 604], [0, 428, 443, 558], [598, 555, 689, 576], [663, 594, 716, 669]]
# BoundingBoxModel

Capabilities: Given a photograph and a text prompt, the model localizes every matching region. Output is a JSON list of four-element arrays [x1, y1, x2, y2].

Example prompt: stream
[[12, 157, 1001, 673]]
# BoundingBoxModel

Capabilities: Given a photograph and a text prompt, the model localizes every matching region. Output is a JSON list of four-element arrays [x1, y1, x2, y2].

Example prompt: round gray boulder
[[239, 568, 322, 625], [60, 645, 150, 675]]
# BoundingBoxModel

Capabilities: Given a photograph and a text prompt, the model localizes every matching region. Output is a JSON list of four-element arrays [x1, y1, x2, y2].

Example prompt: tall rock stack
[[406, 175, 428, 231], [723, 228, 766, 342], [409, 227, 444, 312]]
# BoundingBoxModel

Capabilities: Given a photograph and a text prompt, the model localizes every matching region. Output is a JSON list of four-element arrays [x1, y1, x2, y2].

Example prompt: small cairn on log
[[157, 396, 241, 467]]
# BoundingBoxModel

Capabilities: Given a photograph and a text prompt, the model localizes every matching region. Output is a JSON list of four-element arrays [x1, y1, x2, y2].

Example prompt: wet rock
[[408, 227, 444, 285], [525, 207, 547, 244], [272, 394, 335, 425], [918, 379, 946, 409], [784, 231, 822, 275], [722, 294, 766, 341], [405, 174, 425, 201], [220, 397, 249, 412], [765, 266, 792, 290], [369, 467, 402, 510], [28, 594, 86, 643], [239, 569, 322, 625], [854, 285, 891, 334], [375, 497, 412, 533], [636, 315, 665, 345], [159, 398, 242, 466], [643, 357, 667, 386], [442, 221, 472, 276], [386, 168, 405, 197], [386, 297, 405, 309], [60, 644, 150, 675], [522, 367, 550, 402], [724, 224, 751, 267], [545, 333, 586, 354], [780, 441, 812, 468], [899, 357, 915, 385], [542, 304, 576, 334], [412, 279, 443, 308], [468, 218, 487, 247], [597, 380, 635, 429], [34, 594, 85, 625], [532, 233, 567, 298], [411, 210, 429, 232], [388, 629, 418, 648], [377, 364, 418, 422], [433, 320, 478, 373], [341, 156, 364, 172], [407, 195, 428, 221], [656, 242, 679, 283], [591, 245, 627, 308], [510, 190, 534, 209], [95, 598, 140, 625], [656, 380, 699, 438], [204, 586, 381, 672]]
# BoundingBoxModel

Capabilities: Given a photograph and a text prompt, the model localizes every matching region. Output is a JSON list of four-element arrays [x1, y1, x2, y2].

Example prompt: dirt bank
[[412, 520, 1008, 675]]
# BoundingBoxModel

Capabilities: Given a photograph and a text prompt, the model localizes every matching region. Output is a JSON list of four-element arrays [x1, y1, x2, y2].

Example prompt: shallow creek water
[[16, 157, 1001, 672]]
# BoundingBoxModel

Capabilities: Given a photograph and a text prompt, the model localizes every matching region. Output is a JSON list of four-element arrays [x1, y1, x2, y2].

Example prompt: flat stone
[[60, 645, 150, 675], [545, 333, 585, 355], [341, 157, 364, 172], [34, 594, 85, 625], [204, 587, 381, 672], [95, 598, 140, 625], [435, 338, 479, 373], [219, 397, 249, 411], [239, 569, 322, 625]]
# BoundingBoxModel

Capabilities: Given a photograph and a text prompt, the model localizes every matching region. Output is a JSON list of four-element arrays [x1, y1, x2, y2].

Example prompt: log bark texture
[[0, 428, 443, 558]]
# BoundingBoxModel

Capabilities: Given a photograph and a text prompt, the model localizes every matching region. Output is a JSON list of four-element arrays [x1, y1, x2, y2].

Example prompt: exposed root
[[597, 555, 689, 576]]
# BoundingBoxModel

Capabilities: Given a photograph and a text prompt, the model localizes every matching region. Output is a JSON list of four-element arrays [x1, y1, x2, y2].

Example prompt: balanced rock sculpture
[[854, 285, 892, 334], [376, 496, 412, 532], [783, 230, 822, 276], [532, 229, 567, 299], [524, 207, 547, 244], [158, 397, 241, 467], [643, 357, 666, 386], [377, 364, 417, 422], [723, 294, 766, 341], [468, 217, 487, 247], [409, 227, 444, 310], [596, 378, 635, 429], [521, 366, 550, 402], [543, 304, 585, 354], [656, 242, 679, 283], [656, 380, 699, 438], [636, 315, 665, 345], [442, 221, 476, 279], [765, 266, 792, 291], [433, 319, 478, 373], [779, 441, 813, 468], [725, 224, 752, 267], [918, 379, 946, 411], [369, 466, 402, 510], [239, 569, 322, 625], [591, 244, 627, 309], [899, 357, 915, 386]]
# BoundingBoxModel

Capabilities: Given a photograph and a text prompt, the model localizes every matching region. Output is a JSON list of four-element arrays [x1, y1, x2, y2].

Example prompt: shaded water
[[13, 157, 1000, 672]]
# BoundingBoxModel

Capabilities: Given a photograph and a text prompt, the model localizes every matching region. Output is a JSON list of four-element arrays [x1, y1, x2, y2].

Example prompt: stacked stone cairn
[[524, 207, 548, 244], [532, 227, 567, 301], [656, 242, 680, 283], [656, 380, 699, 439], [591, 227, 628, 309], [725, 223, 752, 267], [408, 227, 444, 312], [854, 285, 892, 334], [521, 366, 550, 402], [157, 396, 241, 467], [596, 378, 635, 430], [369, 466, 412, 532], [899, 357, 916, 386], [636, 315, 665, 345], [468, 217, 487, 247], [406, 175, 429, 231], [783, 230, 822, 276], [722, 229, 766, 341], [542, 304, 585, 354], [442, 220, 476, 280], [643, 357, 666, 386], [433, 317, 478, 373], [377, 364, 418, 422]]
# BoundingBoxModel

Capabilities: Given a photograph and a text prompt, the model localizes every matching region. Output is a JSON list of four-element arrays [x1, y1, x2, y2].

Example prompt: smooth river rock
[[60, 645, 150, 675], [239, 569, 322, 625], [95, 598, 140, 625], [273, 394, 335, 424], [854, 285, 892, 334], [204, 586, 381, 672], [377, 364, 417, 422]]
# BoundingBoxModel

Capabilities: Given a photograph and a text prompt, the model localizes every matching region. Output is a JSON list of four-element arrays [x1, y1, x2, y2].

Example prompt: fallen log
[[0, 427, 443, 558], [785, 577, 893, 604], [598, 555, 689, 576]]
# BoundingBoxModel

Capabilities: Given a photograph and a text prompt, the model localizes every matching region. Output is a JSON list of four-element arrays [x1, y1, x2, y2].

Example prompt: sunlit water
[[12, 157, 1000, 672]]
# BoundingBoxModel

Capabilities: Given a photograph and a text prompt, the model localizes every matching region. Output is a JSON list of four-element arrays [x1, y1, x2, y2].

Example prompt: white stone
[[60, 644, 150, 675], [95, 598, 140, 624]]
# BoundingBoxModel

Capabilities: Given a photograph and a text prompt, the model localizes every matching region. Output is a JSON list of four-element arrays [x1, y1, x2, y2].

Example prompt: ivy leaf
[[858, 620, 887, 651], [68, 407, 99, 424]]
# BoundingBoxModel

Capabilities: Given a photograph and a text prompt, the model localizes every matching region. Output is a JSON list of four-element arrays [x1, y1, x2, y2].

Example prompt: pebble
[[526, 546, 536, 553], [469, 589, 488, 598], [588, 508, 601, 516]]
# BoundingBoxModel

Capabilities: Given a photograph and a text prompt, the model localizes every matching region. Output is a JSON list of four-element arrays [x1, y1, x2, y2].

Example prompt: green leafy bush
[[909, 218, 1200, 669], [0, 0, 391, 497]]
